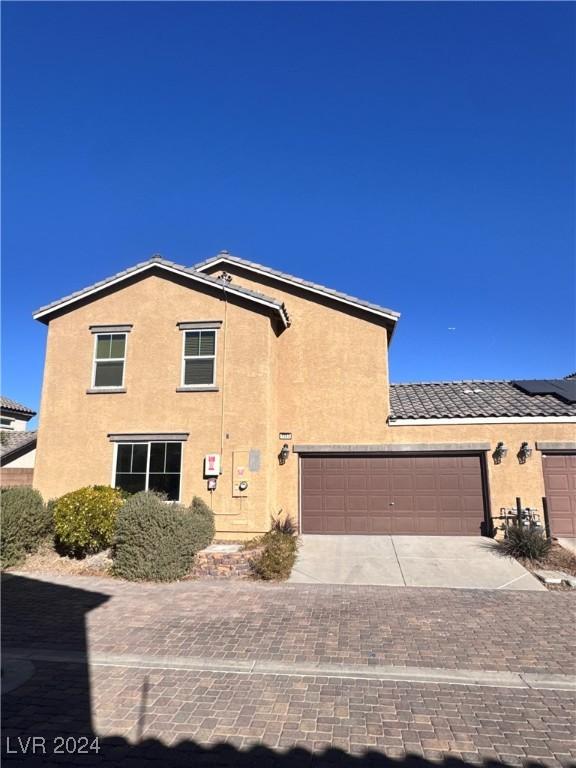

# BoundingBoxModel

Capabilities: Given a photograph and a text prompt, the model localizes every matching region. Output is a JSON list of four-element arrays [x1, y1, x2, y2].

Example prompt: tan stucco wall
[[34, 265, 574, 537], [34, 274, 277, 533]]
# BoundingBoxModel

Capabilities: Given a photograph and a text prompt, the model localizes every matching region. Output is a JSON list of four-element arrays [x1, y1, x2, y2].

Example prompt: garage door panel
[[323, 458, 346, 472], [368, 475, 391, 491], [415, 496, 439, 512], [543, 454, 576, 537], [348, 475, 368, 490], [392, 475, 415, 491], [348, 517, 370, 533], [368, 495, 392, 512], [325, 476, 346, 491], [302, 475, 323, 491], [348, 496, 368, 511], [301, 454, 486, 535], [414, 475, 437, 491], [346, 458, 369, 473], [324, 496, 345, 511]]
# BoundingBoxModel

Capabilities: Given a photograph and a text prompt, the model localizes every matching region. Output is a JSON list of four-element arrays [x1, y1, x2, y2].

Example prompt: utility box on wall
[[232, 450, 250, 497], [204, 453, 221, 477]]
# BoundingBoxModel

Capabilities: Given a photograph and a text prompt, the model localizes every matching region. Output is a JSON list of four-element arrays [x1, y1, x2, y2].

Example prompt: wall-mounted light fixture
[[278, 443, 290, 465], [492, 442, 508, 465], [517, 442, 532, 464]]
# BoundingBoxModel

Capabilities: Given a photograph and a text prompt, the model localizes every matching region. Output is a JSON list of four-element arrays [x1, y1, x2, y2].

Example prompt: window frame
[[180, 328, 218, 389], [0, 417, 14, 430], [112, 440, 183, 502], [92, 332, 128, 390]]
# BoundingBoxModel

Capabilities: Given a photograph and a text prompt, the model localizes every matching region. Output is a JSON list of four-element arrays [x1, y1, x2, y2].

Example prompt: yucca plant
[[498, 526, 551, 561], [270, 511, 296, 536]]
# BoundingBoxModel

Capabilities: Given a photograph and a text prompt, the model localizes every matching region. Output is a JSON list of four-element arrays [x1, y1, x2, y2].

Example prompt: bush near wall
[[54, 486, 124, 558], [250, 531, 298, 581], [190, 496, 216, 551], [1, 487, 51, 568], [112, 492, 215, 582]]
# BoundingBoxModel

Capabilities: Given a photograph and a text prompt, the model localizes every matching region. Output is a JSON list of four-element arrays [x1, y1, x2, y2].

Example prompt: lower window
[[115, 442, 182, 501]]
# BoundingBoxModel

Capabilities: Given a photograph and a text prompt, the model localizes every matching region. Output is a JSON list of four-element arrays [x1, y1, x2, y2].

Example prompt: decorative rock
[[190, 547, 263, 580], [534, 569, 568, 585]]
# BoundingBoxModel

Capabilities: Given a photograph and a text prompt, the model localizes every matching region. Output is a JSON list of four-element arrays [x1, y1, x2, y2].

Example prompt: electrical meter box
[[204, 453, 221, 477], [232, 450, 250, 497]]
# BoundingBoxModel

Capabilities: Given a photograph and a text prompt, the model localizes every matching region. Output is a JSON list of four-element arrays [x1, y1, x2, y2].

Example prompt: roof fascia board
[[33, 262, 288, 327], [293, 443, 491, 453], [197, 257, 399, 324], [389, 416, 576, 425]]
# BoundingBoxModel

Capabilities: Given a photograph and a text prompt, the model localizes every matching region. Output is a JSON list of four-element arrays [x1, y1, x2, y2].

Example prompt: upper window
[[93, 333, 126, 388], [182, 330, 216, 387], [0, 417, 14, 430], [114, 441, 182, 501]]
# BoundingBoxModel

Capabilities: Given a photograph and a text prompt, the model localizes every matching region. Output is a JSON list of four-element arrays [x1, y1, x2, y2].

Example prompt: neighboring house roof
[[0, 397, 36, 416], [32, 256, 291, 327], [0, 430, 37, 464], [565, 372, 576, 379], [194, 251, 400, 330], [389, 380, 576, 421]]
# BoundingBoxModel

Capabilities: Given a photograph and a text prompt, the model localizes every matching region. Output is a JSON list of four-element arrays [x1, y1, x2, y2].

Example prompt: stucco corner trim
[[293, 443, 491, 454], [86, 388, 127, 395], [107, 432, 189, 443], [176, 386, 219, 393], [536, 441, 576, 452], [89, 324, 133, 334], [177, 321, 223, 330]]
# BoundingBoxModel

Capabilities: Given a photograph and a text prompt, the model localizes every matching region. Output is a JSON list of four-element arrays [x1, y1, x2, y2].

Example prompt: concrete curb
[[4, 647, 576, 692]]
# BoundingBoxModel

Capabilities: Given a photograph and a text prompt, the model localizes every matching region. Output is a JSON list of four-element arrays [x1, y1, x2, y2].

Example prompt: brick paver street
[[2, 572, 576, 766], [3, 574, 575, 674]]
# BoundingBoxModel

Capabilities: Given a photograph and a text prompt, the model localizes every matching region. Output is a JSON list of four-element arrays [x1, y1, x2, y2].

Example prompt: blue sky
[[2, 2, 574, 425]]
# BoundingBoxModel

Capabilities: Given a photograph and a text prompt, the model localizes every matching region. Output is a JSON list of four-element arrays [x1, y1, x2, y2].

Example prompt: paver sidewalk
[[2, 573, 576, 767], [3, 573, 575, 675]]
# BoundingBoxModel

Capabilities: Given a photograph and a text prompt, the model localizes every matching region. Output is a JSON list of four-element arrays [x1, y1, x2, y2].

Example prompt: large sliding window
[[115, 441, 182, 501], [93, 333, 126, 388]]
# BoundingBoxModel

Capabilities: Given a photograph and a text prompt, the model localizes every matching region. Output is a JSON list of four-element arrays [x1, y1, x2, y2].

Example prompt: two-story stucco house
[[32, 252, 576, 539]]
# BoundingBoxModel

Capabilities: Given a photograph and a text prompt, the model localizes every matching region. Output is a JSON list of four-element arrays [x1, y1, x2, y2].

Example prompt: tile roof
[[389, 380, 576, 420], [33, 256, 291, 327], [0, 397, 36, 416], [0, 430, 37, 461], [194, 252, 400, 325]]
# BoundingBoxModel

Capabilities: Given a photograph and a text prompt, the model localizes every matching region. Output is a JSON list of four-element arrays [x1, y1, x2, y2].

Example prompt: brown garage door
[[542, 454, 576, 537], [301, 455, 486, 535]]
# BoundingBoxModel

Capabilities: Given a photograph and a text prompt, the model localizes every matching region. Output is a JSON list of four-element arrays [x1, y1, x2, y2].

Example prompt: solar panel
[[512, 379, 576, 404]]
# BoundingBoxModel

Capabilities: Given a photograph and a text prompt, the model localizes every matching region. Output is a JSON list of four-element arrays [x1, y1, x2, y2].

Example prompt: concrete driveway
[[289, 535, 546, 590]]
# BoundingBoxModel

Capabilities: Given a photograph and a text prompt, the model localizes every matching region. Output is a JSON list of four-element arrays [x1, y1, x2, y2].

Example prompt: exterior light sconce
[[517, 442, 532, 464], [492, 442, 508, 465], [278, 443, 290, 465]]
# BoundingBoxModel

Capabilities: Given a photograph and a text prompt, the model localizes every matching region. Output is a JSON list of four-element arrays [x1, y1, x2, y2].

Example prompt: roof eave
[[195, 256, 401, 328], [32, 260, 289, 327]]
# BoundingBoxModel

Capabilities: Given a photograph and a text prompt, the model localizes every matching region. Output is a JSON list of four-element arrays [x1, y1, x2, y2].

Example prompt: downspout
[[219, 285, 229, 461]]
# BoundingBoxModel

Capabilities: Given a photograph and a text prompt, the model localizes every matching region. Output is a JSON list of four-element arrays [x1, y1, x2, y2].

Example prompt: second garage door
[[542, 453, 576, 537], [301, 455, 486, 535]]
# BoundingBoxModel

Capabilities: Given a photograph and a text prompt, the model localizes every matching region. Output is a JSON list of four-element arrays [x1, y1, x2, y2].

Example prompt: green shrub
[[54, 486, 124, 557], [1, 487, 50, 568], [189, 496, 215, 551], [251, 531, 298, 581], [112, 492, 212, 582], [498, 526, 551, 561]]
